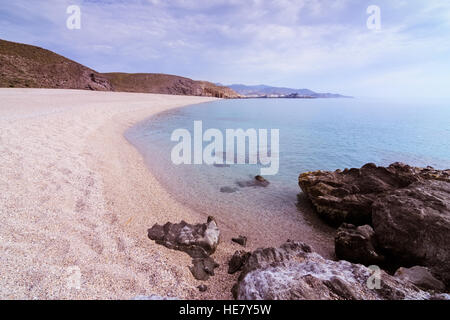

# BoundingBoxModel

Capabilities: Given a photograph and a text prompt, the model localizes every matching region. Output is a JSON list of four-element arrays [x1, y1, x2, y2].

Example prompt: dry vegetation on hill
[[0, 39, 240, 98]]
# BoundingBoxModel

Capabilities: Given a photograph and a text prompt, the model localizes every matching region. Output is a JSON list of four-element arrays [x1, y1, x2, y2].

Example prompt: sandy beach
[[0, 89, 242, 299], [0, 88, 337, 300]]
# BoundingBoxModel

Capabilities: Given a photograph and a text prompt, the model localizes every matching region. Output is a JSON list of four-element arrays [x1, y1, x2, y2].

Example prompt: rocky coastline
[[147, 163, 449, 300]]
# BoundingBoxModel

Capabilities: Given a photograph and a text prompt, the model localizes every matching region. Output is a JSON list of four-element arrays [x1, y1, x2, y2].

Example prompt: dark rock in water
[[148, 217, 220, 281], [298, 162, 450, 226], [231, 235, 247, 246], [197, 284, 208, 292], [395, 266, 445, 292], [232, 241, 432, 300], [148, 216, 220, 258], [373, 180, 450, 286], [213, 163, 231, 168], [335, 223, 384, 266], [191, 257, 220, 281], [237, 175, 270, 188], [255, 175, 270, 186], [220, 186, 238, 193], [228, 250, 251, 274]]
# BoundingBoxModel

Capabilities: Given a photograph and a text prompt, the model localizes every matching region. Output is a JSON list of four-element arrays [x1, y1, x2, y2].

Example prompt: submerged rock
[[395, 266, 445, 292], [335, 223, 384, 266], [220, 186, 238, 193], [233, 241, 432, 300], [255, 175, 270, 187], [213, 163, 231, 168], [298, 162, 450, 226], [147, 217, 220, 281], [237, 175, 270, 188], [373, 180, 450, 286]]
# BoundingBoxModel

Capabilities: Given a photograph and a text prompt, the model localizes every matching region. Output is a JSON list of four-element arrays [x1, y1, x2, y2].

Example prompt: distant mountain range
[[225, 84, 352, 98], [0, 39, 240, 98]]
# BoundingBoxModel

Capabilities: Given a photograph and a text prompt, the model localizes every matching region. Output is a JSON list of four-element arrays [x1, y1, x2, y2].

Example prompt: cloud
[[0, 0, 449, 97]]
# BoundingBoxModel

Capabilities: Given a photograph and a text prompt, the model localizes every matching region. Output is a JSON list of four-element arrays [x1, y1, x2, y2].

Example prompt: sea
[[125, 98, 450, 255]]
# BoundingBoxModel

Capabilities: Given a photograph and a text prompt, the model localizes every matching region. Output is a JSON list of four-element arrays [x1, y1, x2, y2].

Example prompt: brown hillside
[[103, 73, 241, 98], [0, 39, 112, 91], [0, 39, 240, 98]]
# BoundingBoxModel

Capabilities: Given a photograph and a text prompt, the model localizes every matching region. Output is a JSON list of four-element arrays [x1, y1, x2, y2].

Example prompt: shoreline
[[125, 101, 336, 259], [0, 89, 238, 299]]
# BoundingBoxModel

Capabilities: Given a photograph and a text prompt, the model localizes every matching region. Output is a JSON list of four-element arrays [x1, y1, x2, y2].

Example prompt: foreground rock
[[299, 162, 450, 226], [373, 180, 450, 286], [228, 250, 251, 274], [395, 266, 445, 292], [148, 216, 220, 258], [335, 223, 384, 266], [232, 235, 247, 247], [148, 217, 220, 280], [233, 241, 433, 300], [299, 163, 450, 287]]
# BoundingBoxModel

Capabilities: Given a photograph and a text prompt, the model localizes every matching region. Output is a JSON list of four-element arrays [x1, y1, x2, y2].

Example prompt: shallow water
[[126, 98, 450, 256]]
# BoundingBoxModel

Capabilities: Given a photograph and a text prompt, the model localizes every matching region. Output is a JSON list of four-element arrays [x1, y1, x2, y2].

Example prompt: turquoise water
[[126, 98, 450, 254]]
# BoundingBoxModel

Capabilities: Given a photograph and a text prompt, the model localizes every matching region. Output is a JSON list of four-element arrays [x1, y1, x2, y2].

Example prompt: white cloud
[[0, 0, 449, 97]]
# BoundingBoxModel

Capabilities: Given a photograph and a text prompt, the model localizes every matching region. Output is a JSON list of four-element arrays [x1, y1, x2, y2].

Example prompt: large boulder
[[232, 241, 433, 300], [373, 180, 450, 286], [298, 162, 450, 226], [148, 216, 220, 258], [335, 223, 384, 266], [148, 216, 220, 280]]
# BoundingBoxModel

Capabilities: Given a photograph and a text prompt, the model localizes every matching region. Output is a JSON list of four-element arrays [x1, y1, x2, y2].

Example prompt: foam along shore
[[0, 88, 240, 299]]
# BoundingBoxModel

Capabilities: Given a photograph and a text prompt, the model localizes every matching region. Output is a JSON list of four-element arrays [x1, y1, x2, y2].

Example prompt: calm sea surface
[[125, 98, 450, 254]]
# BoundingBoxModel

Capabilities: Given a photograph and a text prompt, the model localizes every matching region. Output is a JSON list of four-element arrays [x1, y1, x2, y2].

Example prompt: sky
[[1, 0, 450, 98]]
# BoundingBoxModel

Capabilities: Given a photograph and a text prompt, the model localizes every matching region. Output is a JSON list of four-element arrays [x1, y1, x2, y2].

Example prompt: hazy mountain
[[226, 84, 351, 98]]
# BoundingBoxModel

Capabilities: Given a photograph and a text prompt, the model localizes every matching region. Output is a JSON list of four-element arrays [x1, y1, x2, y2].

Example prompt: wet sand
[[0, 89, 333, 300]]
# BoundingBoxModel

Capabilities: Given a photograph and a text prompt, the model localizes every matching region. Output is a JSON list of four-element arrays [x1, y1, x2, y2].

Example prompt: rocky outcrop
[[300, 163, 450, 288], [335, 223, 384, 266], [147, 217, 220, 280], [373, 180, 450, 286], [298, 162, 450, 226], [228, 250, 250, 274], [232, 241, 433, 300], [395, 266, 445, 292]]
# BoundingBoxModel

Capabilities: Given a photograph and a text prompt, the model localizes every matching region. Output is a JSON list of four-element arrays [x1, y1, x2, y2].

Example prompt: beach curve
[[0, 88, 240, 299]]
